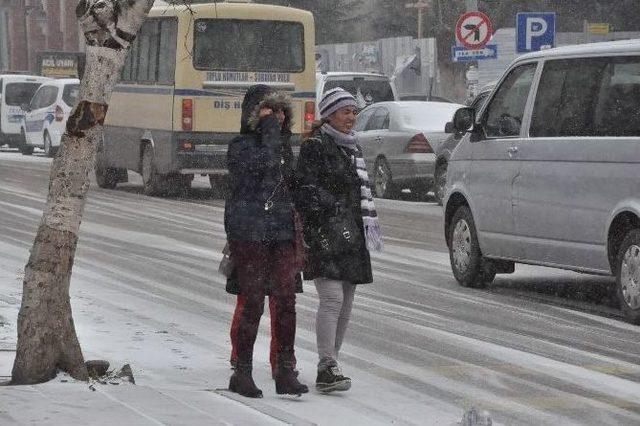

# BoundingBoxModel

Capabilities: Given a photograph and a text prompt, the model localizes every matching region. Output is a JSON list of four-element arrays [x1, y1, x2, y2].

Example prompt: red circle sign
[[455, 11, 493, 49]]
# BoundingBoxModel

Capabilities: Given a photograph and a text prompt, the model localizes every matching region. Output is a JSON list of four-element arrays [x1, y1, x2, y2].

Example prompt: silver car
[[355, 101, 463, 199], [444, 39, 640, 324]]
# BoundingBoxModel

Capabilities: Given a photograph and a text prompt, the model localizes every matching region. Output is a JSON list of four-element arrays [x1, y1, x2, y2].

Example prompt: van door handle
[[507, 146, 519, 155], [375, 136, 383, 142]]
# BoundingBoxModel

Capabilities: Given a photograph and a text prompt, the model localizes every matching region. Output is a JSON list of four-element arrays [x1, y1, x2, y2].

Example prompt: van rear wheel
[[449, 205, 494, 288], [616, 229, 640, 324], [19, 128, 33, 155], [43, 132, 56, 158]]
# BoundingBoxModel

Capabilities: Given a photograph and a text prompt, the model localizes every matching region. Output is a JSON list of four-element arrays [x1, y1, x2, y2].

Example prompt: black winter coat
[[294, 131, 373, 285]]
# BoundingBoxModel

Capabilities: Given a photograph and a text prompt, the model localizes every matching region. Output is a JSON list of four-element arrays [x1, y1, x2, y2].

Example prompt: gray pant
[[314, 278, 356, 370]]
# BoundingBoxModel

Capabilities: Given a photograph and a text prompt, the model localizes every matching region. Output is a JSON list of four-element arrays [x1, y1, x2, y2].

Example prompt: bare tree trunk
[[11, 0, 155, 385]]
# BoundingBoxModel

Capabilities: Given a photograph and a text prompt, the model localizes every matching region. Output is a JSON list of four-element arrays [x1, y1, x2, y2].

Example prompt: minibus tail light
[[405, 133, 433, 153], [54, 105, 64, 122], [182, 99, 193, 131], [304, 101, 315, 131], [179, 140, 195, 151]]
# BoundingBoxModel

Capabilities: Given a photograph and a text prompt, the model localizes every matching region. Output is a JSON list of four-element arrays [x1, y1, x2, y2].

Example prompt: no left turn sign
[[455, 11, 493, 49]]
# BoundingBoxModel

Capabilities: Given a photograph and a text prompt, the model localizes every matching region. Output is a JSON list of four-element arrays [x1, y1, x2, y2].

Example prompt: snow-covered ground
[[2, 151, 640, 425]]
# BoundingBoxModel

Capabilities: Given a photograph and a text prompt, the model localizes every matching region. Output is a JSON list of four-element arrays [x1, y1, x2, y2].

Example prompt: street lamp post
[[405, 1, 430, 40]]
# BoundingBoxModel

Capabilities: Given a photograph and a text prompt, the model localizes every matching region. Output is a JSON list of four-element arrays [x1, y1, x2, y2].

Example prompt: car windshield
[[62, 84, 80, 107], [4, 82, 42, 106], [193, 19, 304, 72], [398, 104, 461, 131], [324, 78, 395, 109]]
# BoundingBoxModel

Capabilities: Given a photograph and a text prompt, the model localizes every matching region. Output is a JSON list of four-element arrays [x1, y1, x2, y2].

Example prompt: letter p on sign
[[516, 12, 555, 53]]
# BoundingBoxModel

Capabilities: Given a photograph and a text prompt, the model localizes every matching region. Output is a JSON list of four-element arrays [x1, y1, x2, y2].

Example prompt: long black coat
[[224, 88, 302, 295], [294, 131, 373, 285]]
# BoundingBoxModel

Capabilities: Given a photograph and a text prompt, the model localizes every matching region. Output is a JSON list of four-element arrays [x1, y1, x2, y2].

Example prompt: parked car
[[433, 82, 495, 205], [20, 78, 80, 157], [354, 101, 463, 199], [0, 74, 50, 152], [316, 71, 398, 116], [443, 39, 640, 323]]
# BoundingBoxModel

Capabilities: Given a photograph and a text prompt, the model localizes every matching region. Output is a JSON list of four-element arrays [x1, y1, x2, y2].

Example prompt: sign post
[[452, 11, 496, 62], [405, 1, 430, 39]]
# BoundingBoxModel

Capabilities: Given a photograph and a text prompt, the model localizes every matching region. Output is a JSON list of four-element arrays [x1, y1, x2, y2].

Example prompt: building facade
[[0, 0, 81, 73]]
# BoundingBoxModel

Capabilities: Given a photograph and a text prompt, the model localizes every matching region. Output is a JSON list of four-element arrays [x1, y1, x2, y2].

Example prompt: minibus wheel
[[95, 162, 118, 189], [209, 174, 229, 200], [616, 228, 640, 324]]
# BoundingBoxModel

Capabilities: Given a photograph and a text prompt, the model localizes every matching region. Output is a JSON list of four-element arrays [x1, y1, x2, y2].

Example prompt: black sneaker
[[315, 366, 351, 393]]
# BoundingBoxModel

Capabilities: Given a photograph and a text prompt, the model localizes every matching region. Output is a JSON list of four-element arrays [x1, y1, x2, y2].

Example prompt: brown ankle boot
[[229, 363, 262, 398], [275, 359, 308, 396]]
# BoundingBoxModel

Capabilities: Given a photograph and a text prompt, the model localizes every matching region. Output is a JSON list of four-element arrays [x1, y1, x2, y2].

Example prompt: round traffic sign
[[455, 11, 493, 49]]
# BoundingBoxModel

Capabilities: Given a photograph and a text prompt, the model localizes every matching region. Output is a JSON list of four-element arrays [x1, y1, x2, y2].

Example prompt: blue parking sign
[[516, 13, 556, 53]]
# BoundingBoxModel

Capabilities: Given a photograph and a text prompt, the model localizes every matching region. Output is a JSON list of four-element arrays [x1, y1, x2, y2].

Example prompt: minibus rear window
[[5, 83, 42, 106], [193, 19, 304, 72]]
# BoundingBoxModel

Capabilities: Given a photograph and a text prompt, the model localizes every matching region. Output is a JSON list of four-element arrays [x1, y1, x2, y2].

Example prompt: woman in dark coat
[[295, 87, 383, 393], [224, 85, 308, 398]]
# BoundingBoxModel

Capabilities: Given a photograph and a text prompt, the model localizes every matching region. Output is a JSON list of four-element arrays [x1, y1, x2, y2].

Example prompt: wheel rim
[[621, 244, 640, 310], [452, 219, 472, 273], [374, 163, 389, 196]]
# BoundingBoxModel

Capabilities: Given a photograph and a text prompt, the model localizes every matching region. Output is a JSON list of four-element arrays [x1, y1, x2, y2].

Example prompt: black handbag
[[315, 202, 363, 256]]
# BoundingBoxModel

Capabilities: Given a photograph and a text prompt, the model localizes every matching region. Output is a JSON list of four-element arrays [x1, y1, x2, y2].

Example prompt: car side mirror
[[444, 121, 454, 133], [21, 103, 30, 113], [452, 107, 475, 133]]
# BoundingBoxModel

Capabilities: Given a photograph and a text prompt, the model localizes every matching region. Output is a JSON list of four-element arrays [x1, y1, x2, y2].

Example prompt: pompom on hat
[[318, 87, 357, 119]]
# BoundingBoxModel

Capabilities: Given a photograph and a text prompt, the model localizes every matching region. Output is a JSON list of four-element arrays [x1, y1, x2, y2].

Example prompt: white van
[[21, 78, 80, 157], [315, 72, 398, 117], [0, 74, 51, 151], [444, 39, 640, 323]]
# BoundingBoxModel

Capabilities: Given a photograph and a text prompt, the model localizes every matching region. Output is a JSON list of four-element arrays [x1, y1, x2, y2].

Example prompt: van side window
[[593, 57, 640, 137], [29, 87, 45, 110], [530, 58, 607, 137], [40, 87, 59, 108], [121, 19, 177, 84], [483, 63, 536, 138]]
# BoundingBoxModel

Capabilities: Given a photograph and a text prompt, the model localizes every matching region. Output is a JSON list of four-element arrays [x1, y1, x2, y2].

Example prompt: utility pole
[[405, 1, 430, 39]]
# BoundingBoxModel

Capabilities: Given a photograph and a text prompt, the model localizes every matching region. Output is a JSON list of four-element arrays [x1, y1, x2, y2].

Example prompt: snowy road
[[2, 150, 640, 425]]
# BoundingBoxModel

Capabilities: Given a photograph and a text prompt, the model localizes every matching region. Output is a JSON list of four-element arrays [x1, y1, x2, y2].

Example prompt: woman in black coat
[[295, 87, 383, 393], [224, 85, 308, 398]]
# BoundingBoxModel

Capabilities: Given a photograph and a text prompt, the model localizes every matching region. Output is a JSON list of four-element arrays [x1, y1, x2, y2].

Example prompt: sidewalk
[[0, 326, 293, 426], [0, 377, 291, 425]]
